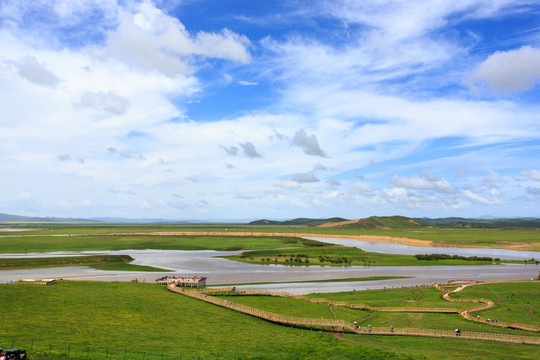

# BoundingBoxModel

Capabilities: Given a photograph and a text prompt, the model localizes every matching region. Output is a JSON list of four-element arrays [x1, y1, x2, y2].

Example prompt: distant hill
[[2, 212, 539, 228], [315, 216, 433, 229], [250, 216, 540, 229], [249, 217, 348, 226], [0, 212, 95, 223], [416, 217, 540, 228]]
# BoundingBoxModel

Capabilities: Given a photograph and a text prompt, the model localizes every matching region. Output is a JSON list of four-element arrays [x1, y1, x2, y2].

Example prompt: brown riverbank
[[130, 231, 539, 252]]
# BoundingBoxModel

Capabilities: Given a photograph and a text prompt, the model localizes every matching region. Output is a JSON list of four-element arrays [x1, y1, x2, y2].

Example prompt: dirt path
[[525, 304, 540, 323]]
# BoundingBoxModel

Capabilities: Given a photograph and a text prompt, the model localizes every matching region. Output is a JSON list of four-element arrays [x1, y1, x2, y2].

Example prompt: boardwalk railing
[[436, 283, 540, 332], [168, 284, 540, 345], [205, 287, 459, 313]]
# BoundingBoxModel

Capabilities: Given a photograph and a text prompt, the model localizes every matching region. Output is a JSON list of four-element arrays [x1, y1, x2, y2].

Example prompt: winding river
[[1, 236, 538, 294]]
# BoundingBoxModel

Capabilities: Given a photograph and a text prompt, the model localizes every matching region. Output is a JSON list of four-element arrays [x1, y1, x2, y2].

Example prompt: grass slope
[[1, 281, 538, 359], [0, 281, 409, 360]]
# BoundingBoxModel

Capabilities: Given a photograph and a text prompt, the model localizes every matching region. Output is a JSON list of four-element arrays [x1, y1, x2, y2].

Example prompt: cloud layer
[[0, 0, 539, 220]]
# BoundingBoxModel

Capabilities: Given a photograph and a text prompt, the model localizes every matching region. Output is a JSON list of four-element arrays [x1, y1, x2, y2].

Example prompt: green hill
[[416, 217, 540, 228], [316, 215, 434, 229], [249, 217, 348, 226]]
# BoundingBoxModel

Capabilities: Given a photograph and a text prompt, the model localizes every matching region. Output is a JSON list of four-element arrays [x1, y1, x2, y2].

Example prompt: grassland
[[451, 281, 540, 327], [0, 234, 316, 253], [225, 245, 524, 266], [0, 255, 167, 272], [1, 281, 539, 359], [2, 223, 540, 250], [1, 223, 536, 269], [215, 275, 410, 286]]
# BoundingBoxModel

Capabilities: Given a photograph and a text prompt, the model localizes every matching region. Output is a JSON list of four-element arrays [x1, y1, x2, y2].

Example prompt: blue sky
[[1, 0, 540, 221]]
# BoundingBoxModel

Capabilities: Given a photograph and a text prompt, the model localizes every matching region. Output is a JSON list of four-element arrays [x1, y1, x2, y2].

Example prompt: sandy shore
[[140, 231, 434, 247], [127, 231, 539, 252]]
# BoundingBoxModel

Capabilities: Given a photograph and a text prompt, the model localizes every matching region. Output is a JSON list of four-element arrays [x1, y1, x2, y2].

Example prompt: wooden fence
[[436, 283, 540, 332], [168, 284, 540, 345], [205, 287, 459, 313]]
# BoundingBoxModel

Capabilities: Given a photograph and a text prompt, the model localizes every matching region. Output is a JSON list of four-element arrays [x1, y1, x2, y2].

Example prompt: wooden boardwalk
[[436, 282, 540, 332], [168, 284, 540, 345]]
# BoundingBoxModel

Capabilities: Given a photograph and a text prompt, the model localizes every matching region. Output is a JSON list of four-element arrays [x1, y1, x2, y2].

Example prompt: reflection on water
[[1, 247, 539, 294], [305, 237, 540, 260]]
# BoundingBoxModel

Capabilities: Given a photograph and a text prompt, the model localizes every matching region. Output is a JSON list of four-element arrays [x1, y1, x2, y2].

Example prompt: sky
[[1, 0, 540, 221]]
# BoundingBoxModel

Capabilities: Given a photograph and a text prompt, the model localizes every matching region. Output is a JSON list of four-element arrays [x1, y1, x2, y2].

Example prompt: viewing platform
[[155, 275, 207, 288]]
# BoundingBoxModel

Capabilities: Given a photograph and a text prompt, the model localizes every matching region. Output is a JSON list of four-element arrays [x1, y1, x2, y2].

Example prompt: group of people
[[351, 322, 394, 333]]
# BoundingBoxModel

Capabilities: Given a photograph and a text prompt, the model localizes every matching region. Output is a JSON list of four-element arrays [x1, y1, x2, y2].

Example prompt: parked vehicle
[[5, 349, 27, 360]]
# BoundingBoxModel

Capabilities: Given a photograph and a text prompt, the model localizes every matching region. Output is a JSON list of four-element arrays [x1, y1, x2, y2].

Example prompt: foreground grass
[[0, 281, 409, 360], [0, 255, 168, 272], [1, 281, 538, 359]]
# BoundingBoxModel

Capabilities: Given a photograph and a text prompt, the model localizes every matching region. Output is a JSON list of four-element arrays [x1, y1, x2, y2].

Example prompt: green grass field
[[0, 234, 316, 253], [0, 255, 168, 272], [3, 223, 540, 250], [451, 281, 540, 327], [305, 286, 459, 309], [225, 245, 524, 266], [1, 281, 539, 359]]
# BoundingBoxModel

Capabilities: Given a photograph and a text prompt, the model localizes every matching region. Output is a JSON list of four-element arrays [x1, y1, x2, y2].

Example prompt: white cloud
[[274, 181, 300, 189], [353, 182, 372, 192], [88, 0, 250, 77], [292, 171, 319, 183], [291, 129, 326, 157], [238, 80, 258, 86], [389, 173, 454, 193], [481, 169, 501, 186], [14, 56, 60, 87], [469, 46, 540, 93], [239, 142, 261, 158], [75, 91, 128, 115], [462, 189, 505, 205], [522, 170, 540, 181]]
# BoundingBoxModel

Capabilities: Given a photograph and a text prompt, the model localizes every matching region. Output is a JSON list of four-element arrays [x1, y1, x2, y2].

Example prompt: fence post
[[106, 348, 109, 359], [143, 352, 145, 360], [30, 339, 33, 350], [86, 347, 90, 358], [124, 349, 127, 360], [11, 340, 14, 348], [68, 346, 71, 357]]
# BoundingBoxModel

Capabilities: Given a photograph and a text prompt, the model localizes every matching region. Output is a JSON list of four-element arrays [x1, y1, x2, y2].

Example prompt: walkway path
[[436, 281, 540, 332], [168, 284, 540, 345]]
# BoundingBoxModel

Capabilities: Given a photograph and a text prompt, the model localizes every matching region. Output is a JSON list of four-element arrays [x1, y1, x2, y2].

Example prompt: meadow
[[0, 227, 530, 268], [0, 234, 314, 253], [1, 223, 539, 358], [226, 245, 521, 267], [3, 223, 540, 250], [0, 255, 167, 272], [1, 280, 538, 359]]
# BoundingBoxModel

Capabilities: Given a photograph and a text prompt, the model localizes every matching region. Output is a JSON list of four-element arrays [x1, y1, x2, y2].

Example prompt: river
[[1, 237, 538, 294]]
